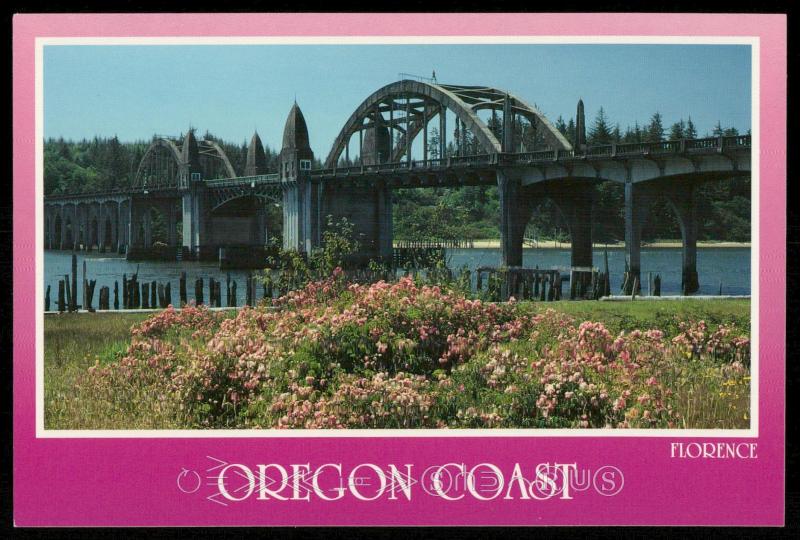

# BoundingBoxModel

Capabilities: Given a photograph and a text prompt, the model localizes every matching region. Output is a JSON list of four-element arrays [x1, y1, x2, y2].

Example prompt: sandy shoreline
[[395, 240, 751, 249]]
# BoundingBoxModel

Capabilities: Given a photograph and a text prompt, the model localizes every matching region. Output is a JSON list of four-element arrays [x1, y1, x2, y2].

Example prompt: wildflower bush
[[63, 274, 751, 430]]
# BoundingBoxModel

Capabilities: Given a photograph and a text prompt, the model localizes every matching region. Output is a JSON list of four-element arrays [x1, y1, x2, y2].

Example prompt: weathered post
[[245, 275, 252, 306], [653, 274, 661, 296], [164, 282, 172, 307], [132, 274, 140, 308], [82, 260, 87, 313], [122, 274, 128, 309], [719, 280, 723, 296], [57, 280, 65, 313], [71, 255, 78, 311], [158, 282, 165, 308], [114, 281, 119, 310], [179, 272, 187, 306], [631, 276, 639, 300], [195, 278, 204, 305], [64, 274, 72, 312], [557, 273, 563, 301], [150, 280, 157, 309], [86, 279, 96, 311], [45, 285, 51, 312], [99, 286, 109, 310], [141, 282, 150, 309], [226, 273, 231, 307], [230, 281, 237, 307]]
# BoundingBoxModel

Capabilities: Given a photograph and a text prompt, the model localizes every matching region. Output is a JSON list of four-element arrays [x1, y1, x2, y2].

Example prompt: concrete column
[[282, 184, 299, 251], [497, 171, 524, 267], [97, 208, 106, 251], [128, 202, 138, 247], [60, 208, 68, 249], [182, 193, 194, 249], [111, 202, 119, 252], [377, 183, 393, 259], [624, 182, 651, 293], [668, 185, 699, 295]]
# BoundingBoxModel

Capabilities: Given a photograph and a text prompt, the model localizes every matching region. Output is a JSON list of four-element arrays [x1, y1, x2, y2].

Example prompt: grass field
[[44, 297, 751, 430]]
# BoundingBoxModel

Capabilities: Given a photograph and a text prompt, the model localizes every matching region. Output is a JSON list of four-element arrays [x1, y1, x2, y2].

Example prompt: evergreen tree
[[645, 112, 665, 142], [712, 121, 724, 137], [566, 118, 576, 146], [588, 107, 613, 145], [611, 123, 622, 143], [668, 120, 686, 140], [685, 117, 698, 139]]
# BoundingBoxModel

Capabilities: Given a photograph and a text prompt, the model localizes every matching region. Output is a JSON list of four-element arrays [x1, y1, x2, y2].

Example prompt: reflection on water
[[44, 246, 750, 308]]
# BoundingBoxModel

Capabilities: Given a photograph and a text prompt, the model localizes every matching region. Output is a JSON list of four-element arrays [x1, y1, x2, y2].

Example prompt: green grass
[[522, 299, 750, 335], [44, 312, 151, 429]]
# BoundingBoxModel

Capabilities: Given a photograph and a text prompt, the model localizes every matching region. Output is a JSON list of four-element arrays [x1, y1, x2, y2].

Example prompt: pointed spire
[[181, 128, 200, 169], [576, 99, 586, 149], [282, 102, 311, 151], [245, 132, 267, 176]]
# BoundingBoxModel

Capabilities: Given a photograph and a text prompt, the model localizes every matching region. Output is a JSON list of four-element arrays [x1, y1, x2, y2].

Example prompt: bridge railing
[[205, 173, 280, 188]]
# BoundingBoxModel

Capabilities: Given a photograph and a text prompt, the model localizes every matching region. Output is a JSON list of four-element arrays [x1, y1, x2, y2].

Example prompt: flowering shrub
[[74, 273, 752, 429]]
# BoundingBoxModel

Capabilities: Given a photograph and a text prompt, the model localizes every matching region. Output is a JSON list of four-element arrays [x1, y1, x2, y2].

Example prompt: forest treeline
[[44, 108, 750, 243]]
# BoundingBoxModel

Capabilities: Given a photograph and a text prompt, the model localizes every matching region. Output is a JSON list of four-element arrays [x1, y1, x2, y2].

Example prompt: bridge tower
[[280, 103, 319, 253], [576, 99, 586, 152], [245, 132, 269, 245], [180, 129, 208, 255]]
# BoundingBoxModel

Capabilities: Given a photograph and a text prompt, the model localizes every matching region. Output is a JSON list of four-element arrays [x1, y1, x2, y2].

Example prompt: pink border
[[13, 13, 786, 526]]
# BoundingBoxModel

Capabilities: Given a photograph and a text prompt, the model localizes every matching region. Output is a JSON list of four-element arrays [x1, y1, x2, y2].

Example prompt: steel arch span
[[134, 136, 238, 190], [324, 80, 573, 168]]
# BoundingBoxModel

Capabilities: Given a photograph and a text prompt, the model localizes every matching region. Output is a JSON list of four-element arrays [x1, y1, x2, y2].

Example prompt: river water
[[44, 246, 750, 308]]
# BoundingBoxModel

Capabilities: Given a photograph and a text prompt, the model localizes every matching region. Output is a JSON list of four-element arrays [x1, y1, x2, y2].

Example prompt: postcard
[[12, 13, 786, 526]]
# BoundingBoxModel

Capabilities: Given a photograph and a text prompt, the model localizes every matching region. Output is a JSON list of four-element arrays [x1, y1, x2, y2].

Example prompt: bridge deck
[[43, 135, 750, 202]]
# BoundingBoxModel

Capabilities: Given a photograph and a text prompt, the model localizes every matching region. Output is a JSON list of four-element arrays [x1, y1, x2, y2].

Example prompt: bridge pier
[[625, 179, 700, 295], [498, 171, 526, 267]]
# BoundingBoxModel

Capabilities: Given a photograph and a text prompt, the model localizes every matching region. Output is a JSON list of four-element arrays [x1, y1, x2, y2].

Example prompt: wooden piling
[[82, 260, 87, 313], [122, 274, 128, 309], [45, 285, 51, 312], [114, 281, 119, 310], [132, 274, 140, 308], [71, 254, 77, 312], [164, 282, 172, 307], [142, 283, 150, 309], [179, 272, 187, 306], [150, 280, 157, 309], [653, 274, 661, 296], [86, 279, 96, 311], [631, 276, 639, 300], [99, 286, 109, 310], [226, 273, 231, 307], [58, 280, 65, 312], [195, 278, 204, 305], [157, 282, 165, 308], [230, 281, 237, 307], [64, 274, 72, 311]]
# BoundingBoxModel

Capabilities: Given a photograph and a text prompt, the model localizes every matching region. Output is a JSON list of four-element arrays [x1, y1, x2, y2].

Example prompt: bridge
[[43, 79, 751, 294]]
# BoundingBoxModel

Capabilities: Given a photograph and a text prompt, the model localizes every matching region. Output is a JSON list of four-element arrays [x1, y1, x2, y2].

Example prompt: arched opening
[[209, 195, 270, 247], [54, 214, 62, 249], [89, 217, 99, 250], [64, 217, 73, 249], [103, 217, 113, 250]]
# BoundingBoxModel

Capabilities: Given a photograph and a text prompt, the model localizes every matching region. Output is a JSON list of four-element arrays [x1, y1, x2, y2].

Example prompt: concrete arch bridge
[[44, 79, 751, 293]]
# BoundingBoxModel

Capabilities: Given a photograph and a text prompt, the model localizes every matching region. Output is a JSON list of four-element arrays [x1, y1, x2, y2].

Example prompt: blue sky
[[44, 44, 751, 157]]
